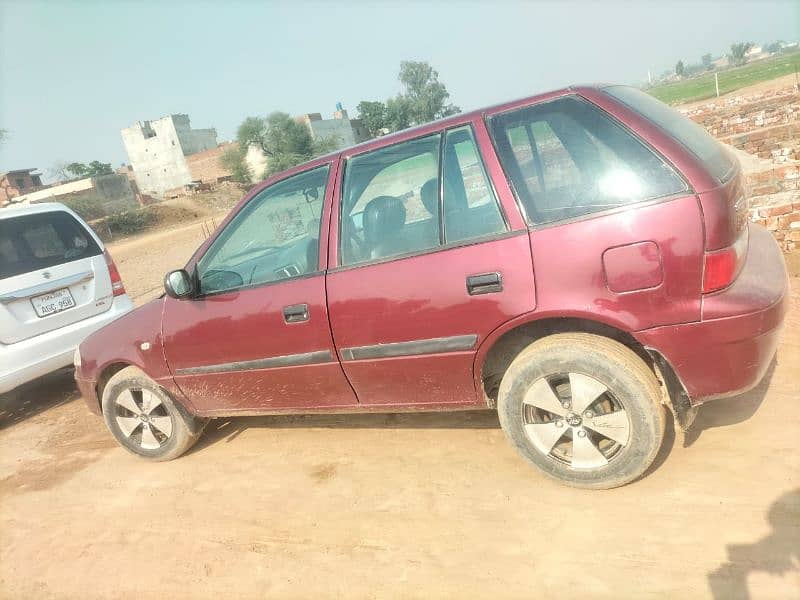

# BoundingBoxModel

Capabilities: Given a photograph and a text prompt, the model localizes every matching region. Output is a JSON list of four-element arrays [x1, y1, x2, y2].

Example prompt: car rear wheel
[[101, 366, 205, 461], [497, 333, 666, 489]]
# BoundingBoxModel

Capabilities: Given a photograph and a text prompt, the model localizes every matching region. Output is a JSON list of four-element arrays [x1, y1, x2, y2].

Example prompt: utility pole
[[715, 72, 720, 97]]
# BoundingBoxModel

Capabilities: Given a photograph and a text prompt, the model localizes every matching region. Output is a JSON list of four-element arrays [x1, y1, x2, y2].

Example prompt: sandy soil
[[1, 207, 799, 598]]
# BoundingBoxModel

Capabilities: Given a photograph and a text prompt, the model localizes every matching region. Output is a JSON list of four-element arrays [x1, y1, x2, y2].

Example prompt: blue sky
[[1, 0, 798, 179]]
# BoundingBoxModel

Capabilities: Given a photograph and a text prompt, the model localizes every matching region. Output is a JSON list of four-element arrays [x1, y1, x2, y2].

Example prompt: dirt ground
[[2, 207, 800, 599]]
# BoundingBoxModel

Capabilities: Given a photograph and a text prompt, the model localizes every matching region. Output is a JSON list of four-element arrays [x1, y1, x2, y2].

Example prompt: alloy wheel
[[521, 372, 630, 469], [114, 388, 173, 450]]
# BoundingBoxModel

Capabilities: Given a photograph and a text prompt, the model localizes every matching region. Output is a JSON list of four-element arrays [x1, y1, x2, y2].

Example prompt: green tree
[[356, 100, 388, 137], [385, 96, 413, 132], [0, 128, 7, 142], [398, 60, 460, 124], [236, 116, 269, 155], [729, 42, 753, 66], [764, 41, 782, 54], [219, 145, 251, 184], [355, 60, 460, 135], [225, 112, 336, 181], [675, 60, 685, 78], [701, 53, 713, 69], [65, 161, 113, 178]]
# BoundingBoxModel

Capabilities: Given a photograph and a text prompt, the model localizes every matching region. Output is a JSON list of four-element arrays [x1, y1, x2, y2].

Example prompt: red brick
[[751, 183, 781, 196], [764, 204, 794, 217], [777, 213, 800, 229]]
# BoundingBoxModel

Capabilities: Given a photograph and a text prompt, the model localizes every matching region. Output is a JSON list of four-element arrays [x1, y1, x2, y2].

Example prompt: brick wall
[[682, 85, 800, 253], [720, 123, 800, 162], [186, 142, 236, 183], [681, 88, 800, 137], [749, 201, 800, 251]]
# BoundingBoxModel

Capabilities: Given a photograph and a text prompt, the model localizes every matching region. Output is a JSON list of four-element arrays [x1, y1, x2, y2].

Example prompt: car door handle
[[466, 272, 503, 295], [283, 303, 309, 323]]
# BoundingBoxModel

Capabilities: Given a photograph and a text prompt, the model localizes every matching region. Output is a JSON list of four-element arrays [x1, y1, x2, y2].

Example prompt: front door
[[327, 125, 535, 407], [162, 163, 357, 414]]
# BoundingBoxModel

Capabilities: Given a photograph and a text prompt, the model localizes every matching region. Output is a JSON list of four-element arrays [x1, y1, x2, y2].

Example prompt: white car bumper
[[0, 295, 134, 395]]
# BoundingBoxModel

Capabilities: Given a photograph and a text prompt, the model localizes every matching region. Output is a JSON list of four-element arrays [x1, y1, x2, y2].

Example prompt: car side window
[[340, 126, 508, 266], [340, 135, 441, 266], [489, 96, 687, 225], [442, 126, 507, 243], [196, 165, 329, 295]]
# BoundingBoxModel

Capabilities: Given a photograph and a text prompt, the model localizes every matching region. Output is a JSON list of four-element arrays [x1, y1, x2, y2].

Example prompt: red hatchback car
[[75, 85, 788, 488]]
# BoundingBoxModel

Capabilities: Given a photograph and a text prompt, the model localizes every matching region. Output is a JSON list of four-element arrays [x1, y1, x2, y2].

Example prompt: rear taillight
[[103, 249, 126, 297], [702, 226, 749, 294]]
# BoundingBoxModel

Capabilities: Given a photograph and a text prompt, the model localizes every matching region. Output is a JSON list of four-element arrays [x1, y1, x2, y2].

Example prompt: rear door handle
[[466, 272, 503, 295], [283, 303, 309, 323]]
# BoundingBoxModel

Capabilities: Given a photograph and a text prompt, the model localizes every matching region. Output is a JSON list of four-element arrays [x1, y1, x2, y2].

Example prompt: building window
[[15, 178, 25, 189]]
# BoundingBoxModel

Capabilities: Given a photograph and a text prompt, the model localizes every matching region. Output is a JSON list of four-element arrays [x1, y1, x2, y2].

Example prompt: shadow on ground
[[0, 369, 79, 431], [191, 409, 501, 454], [708, 488, 800, 599], [683, 357, 776, 447]]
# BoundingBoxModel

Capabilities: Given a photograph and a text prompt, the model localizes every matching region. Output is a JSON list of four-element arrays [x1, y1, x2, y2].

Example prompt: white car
[[0, 203, 134, 394]]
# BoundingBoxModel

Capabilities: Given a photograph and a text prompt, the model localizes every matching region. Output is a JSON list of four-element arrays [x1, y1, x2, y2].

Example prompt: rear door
[[0, 208, 112, 344], [327, 124, 535, 407]]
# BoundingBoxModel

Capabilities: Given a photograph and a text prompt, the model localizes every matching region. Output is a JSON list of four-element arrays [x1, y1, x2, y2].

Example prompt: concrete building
[[296, 105, 371, 150], [8, 174, 138, 215], [0, 169, 44, 207], [121, 114, 218, 197]]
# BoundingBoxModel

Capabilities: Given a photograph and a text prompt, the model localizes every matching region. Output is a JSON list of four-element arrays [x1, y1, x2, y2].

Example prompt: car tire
[[497, 333, 666, 489], [101, 366, 206, 461]]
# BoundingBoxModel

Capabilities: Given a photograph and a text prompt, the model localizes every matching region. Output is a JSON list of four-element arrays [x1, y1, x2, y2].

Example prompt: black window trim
[[327, 229, 528, 274], [485, 93, 692, 230], [335, 123, 513, 272], [601, 85, 738, 185], [191, 163, 332, 299]]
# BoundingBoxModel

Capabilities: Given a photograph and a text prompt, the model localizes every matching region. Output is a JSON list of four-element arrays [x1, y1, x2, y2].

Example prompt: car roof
[[0, 202, 72, 220], [255, 84, 601, 191]]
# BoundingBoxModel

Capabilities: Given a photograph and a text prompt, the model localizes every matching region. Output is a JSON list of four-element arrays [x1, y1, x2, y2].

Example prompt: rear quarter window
[[488, 95, 687, 225], [603, 85, 736, 183], [0, 211, 101, 279]]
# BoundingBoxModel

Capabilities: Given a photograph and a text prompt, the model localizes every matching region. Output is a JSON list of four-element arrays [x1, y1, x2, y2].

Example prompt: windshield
[[604, 85, 736, 183]]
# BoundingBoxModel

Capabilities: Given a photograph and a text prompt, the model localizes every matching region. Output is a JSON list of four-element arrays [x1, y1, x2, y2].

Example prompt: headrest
[[420, 178, 438, 217], [362, 196, 406, 246]]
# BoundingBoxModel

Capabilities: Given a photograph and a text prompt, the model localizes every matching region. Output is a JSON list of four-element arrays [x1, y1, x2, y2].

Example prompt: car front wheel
[[497, 333, 666, 489], [101, 366, 205, 461]]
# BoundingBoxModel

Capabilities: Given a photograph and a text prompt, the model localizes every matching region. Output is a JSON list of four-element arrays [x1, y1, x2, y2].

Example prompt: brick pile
[[680, 88, 800, 137], [682, 85, 800, 252], [720, 123, 800, 163]]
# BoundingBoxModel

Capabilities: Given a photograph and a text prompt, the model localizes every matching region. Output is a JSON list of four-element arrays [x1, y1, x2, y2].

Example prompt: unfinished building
[[121, 114, 218, 197]]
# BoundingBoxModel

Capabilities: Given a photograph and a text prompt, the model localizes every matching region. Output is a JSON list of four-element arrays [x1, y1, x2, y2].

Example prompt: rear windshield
[[604, 85, 736, 182], [0, 211, 102, 279]]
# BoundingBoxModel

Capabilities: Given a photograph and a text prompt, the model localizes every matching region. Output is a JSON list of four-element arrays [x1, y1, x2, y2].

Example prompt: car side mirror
[[164, 269, 194, 299]]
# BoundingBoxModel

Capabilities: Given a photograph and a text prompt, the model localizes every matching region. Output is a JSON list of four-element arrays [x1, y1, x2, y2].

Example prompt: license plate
[[31, 288, 76, 318]]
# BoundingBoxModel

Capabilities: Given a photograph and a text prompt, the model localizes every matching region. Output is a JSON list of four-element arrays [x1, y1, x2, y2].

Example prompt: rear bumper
[[0, 295, 134, 395], [635, 224, 788, 404]]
